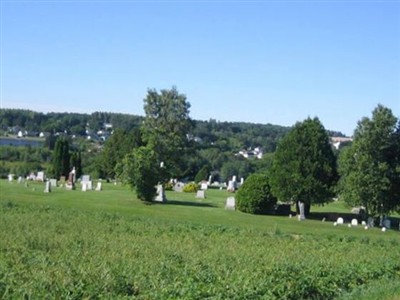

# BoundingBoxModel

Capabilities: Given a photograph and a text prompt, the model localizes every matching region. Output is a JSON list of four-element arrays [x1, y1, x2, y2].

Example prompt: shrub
[[183, 182, 198, 193], [236, 173, 277, 214], [164, 181, 174, 191]]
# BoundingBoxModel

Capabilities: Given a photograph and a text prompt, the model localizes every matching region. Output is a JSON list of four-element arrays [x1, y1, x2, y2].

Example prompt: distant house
[[330, 137, 353, 149], [238, 147, 263, 159]]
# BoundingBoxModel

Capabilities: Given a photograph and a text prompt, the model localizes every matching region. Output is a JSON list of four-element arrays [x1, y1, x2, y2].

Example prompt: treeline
[[0, 108, 346, 182], [0, 109, 143, 134]]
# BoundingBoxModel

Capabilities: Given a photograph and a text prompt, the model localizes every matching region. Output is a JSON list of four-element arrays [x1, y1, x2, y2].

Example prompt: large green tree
[[338, 105, 400, 216], [269, 117, 337, 215], [141, 87, 193, 181], [121, 87, 193, 202]]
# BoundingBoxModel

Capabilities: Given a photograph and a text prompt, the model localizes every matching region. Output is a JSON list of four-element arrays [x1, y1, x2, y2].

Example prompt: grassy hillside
[[1, 180, 399, 299]]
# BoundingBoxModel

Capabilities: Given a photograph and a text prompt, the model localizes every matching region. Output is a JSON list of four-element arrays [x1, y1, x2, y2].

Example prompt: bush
[[164, 181, 174, 191], [183, 182, 198, 193], [236, 174, 277, 214]]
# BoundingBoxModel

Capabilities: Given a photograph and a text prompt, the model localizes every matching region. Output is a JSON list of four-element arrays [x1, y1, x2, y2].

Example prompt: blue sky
[[1, 0, 399, 136]]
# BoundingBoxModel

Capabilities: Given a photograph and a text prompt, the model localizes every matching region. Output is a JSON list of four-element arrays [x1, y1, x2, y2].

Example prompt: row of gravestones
[[333, 216, 392, 229], [44, 180, 103, 193], [8, 172, 45, 182]]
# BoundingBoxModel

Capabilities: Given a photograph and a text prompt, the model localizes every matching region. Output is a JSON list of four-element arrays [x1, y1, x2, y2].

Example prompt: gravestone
[[298, 201, 305, 221], [65, 167, 76, 190], [174, 182, 184, 192], [95, 182, 102, 191], [49, 179, 57, 188], [59, 176, 66, 183], [227, 180, 236, 192], [383, 219, 391, 229], [240, 177, 244, 185], [361, 221, 367, 226], [337, 217, 344, 225], [225, 197, 235, 210], [208, 175, 213, 185], [44, 181, 51, 193], [154, 184, 167, 202], [17, 176, 23, 183], [351, 219, 358, 226], [196, 190, 205, 199], [81, 175, 92, 191], [8, 174, 14, 182], [232, 175, 237, 183], [200, 182, 208, 190], [367, 217, 374, 227], [36, 171, 45, 182]]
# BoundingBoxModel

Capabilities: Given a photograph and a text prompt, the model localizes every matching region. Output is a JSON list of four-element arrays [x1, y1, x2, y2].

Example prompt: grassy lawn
[[1, 179, 399, 299], [1, 180, 398, 239]]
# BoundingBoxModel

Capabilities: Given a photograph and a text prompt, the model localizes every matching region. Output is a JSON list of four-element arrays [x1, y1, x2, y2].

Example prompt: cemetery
[[1, 178, 400, 299], [1, 102, 399, 299]]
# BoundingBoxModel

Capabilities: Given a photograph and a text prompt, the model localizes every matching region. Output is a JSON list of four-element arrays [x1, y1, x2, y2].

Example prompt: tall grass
[[1, 200, 399, 299]]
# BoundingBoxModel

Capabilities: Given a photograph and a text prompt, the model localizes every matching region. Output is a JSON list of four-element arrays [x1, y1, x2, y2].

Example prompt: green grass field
[[1, 180, 400, 299]]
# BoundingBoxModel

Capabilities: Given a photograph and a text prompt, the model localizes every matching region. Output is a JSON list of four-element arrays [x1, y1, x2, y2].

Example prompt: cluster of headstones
[[332, 216, 391, 232], [8, 172, 45, 183]]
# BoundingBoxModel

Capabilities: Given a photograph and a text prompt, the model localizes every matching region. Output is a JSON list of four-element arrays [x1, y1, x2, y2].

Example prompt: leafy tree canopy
[[269, 117, 337, 215], [338, 105, 400, 216]]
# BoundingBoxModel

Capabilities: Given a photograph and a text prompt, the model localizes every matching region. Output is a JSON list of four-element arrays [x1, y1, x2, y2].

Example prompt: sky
[[1, 0, 399, 136]]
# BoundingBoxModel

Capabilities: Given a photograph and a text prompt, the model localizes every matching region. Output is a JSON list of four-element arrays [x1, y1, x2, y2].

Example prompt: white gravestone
[[337, 217, 344, 225], [200, 183, 208, 190], [351, 219, 358, 226], [154, 184, 167, 202], [49, 179, 57, 188], [44, 181, 51, 193], [95, 182, 102, 191], [36, 171, 45, 182], [17, 176, 23, 183], [227, 180, 236, 192], [225, 197, 235, 210], [240, 177, 244, 185], [298, 201, 305, 221], [232, 175, 237, 183], [174, 182, 184, 192], [81, 175, 92, 191], [196, 190, 205, 199], [8, 174, 14, 182], [367, 217, 374, 227]]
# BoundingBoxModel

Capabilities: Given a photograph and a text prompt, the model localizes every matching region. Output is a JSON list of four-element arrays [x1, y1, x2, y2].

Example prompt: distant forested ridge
[[0, 108, 345, 148], [0, 108, 346, 181]]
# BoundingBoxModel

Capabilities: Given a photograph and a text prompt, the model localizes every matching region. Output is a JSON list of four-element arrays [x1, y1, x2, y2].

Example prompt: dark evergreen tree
[[269, 117, 338, 216], [52, 137, 71, 179]]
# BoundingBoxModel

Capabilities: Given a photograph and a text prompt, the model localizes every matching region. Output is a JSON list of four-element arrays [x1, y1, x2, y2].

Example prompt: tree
[[120, 146, 160, 202], [236, 174, 277, 214], [194, 165, 211, 183], [269, 117, 337, 216], [52, 137, 71, 179], [338, 105, 400, 216], [70, 150, 82, 179], [101, 128, 142, 179], [142, 87, 193, 181]]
